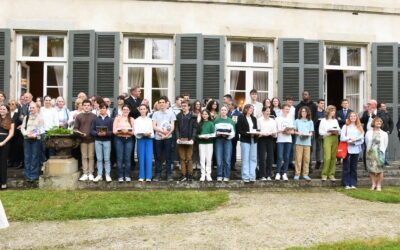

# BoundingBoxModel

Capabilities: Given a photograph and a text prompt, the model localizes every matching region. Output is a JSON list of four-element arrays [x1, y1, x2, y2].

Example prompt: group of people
[[0, 87, 395, 191]]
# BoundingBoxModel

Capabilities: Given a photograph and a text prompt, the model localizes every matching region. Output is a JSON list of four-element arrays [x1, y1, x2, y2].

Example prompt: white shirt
[[134, 116, 154, 139], [276, 115, 294, 143], [40, 107, 59, 131], [248, 101, 263, 118], [366, 109, 378, 131], [289, 106, 296, 120], [257, 116, 277, 136], [319, 118, 340, 137]]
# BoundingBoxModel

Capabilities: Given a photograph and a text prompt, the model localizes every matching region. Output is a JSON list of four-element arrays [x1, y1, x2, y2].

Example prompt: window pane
[[345, 74, 360, 112], [230, 70, 246, 91], [46, 66, 64, 87], [128, 39, 145, 59], [347, 48, 361, 66], [47, 36, 64, 57], [152, 39, 170, 60], [22, 36, 39, 57], [47, 88, 63, 98], [128, 67, 144, 90], [253, 43, 269, 63], [152, 67, 169, 88], [152, 89, 168, 105], [230, 91, 246, 110], [326, 45, 340, 65], [230, 42, 246, 62], [253, 71, 269, 101]]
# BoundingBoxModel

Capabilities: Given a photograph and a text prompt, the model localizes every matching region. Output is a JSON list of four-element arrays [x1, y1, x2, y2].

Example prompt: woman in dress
[[365, 117, 388, 191]]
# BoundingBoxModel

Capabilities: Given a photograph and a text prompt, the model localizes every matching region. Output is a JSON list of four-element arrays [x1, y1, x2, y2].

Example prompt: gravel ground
[[1, 189, 400, 249]]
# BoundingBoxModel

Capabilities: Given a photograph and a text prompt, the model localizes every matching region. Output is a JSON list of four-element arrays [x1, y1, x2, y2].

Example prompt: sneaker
[[223, 177, 230, 182], [105, 175, 112, 182], [321, 176, 327, 181], [145, 179, 151, 182], [329, 176, 336, 182], [138, 178, 144, 182], [350, 186, 357, 189], [303, 176, 312, 181], [260, 177, 267, 181], [275, 173, 281, 181], [179, 176, 187, 182], [293, 175, 300, 181], [217, 177, 223, 182], [282, 173, 288, 181], [250, 179, 256, 182], [206, 176, 213, 182], [118, 177, 124, 183], [79, 174, 89, 181], [88, 174, 94, 181], [125, 177, 132, 182], [93, 175, 103, 182], [266, 177, 272, 181], [345, 186, 351, 190], [1, 184, 7, 189], [243, 179, 250, 183], [200, 176, 205, 182]]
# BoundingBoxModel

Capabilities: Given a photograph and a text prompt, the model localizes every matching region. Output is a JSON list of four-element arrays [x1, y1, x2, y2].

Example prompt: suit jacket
[[125, 96, 142, 119], [360, 110, 384, 132], [336, 109, 352, 128]]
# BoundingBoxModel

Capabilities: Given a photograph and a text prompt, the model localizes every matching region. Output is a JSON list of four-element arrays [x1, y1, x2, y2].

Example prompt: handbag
[[336, 127, 348, 159]]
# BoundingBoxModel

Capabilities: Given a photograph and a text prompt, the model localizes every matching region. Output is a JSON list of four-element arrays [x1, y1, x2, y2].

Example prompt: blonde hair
[[345, 112, 364, 133], [325, 105, 336, 119]]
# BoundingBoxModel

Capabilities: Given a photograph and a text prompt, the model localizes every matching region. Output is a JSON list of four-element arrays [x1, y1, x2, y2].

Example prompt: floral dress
[[366, 131, 385, 173]]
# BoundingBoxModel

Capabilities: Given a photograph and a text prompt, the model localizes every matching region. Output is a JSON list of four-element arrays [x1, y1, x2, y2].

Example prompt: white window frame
[[43, 62, 68, 101], [123, 37, 173, 65], [227, 41, 273, 68], [16, 34, 67, 62], [324, 45, 366, 71], [343, 71, 364, 112]]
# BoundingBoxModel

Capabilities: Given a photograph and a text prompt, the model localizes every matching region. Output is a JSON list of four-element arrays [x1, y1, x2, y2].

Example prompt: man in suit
[[336, 99, 352, 128], [125, 86, 142, 169]]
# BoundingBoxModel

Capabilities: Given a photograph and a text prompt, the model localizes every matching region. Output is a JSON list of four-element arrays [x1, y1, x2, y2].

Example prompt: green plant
[[45, 126, 73, 139]]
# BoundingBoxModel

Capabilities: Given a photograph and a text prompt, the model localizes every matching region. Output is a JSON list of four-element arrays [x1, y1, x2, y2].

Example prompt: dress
[[366, 132, 385, 173]]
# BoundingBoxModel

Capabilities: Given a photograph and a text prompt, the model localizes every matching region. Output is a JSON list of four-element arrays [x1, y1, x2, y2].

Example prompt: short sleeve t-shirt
[[276, 115, 294, 143], [294, 119, 314, 146], [152, 110, 176, 140]]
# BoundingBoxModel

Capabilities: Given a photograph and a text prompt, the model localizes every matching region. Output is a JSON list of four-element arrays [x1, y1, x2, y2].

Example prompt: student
[[214, 105, 235, 182], [91, 103, 113, 182], [206, 100, 219, 121], [313, 99, 325, 169], [340, 112, 364, 189], [248, 89, 263, 118], [257, 107, 277, 181], [227, 101, 241, 170], [319, 105, 340, 181], [294, 106, 314, 181], [113, 105, 135, 182], [197, 110, 215, 182], [152, 96, 176, 181], [21, 102, 44, 182], [176, 100, 198, 182], [0, 105, 14, 190], [237, 104, 258, 182], [134, 104, 154, 182], [271, 97, 282, 118], [275, 104, 294, 181], [75, 100, 97, 181]]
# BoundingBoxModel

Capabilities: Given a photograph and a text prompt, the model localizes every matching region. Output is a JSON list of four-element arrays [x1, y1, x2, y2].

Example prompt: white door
[[17, 62, 30, 98], [343, 71, 363, 112], [43, 62, 67, 100]]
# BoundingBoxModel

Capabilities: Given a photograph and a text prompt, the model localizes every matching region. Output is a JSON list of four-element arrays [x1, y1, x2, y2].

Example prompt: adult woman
[[206, 100, 219, 120], [365, 118, 388, 191], [112, 95, 125, 118], [340, 112, 364, 189], [271, 97, 282, 118], [21, 102, 44, 182], [8, 99, 23, 168], [0, 105, 14, 190], [68, 98, 84, 128], [192, 100, 202, 121], [55, 96, 70, 128], [237, 104, 258, 182], [319, 105, 340, 181], [113, 105, 135, 182], [41, 95, 58, 131], [0, 91, 6, 106], [214, 105, 235, 182], [257, 107, 277, 181], [192, 99, 202, 169], [134, 104, 154, 182]]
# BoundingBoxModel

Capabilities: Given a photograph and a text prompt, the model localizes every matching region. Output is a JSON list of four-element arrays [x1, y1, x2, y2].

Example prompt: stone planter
[[45, 134, 80, 158]]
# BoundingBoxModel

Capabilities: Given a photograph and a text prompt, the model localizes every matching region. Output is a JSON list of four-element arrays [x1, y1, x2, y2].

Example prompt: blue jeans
[[95, 140, 111, 176], [24, 139, 42, 180], [215, 138, 232, 178], [241, 140, 257, 181], [342, 153, 359, 187], [137, 138, 153, 180], [114, 137, 133, 178], [154, 138, 173, 178], [276, 142, 292, 174]]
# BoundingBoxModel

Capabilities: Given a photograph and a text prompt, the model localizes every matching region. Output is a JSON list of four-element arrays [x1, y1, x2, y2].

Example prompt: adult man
[[248, 89, 263, 118], [223, 94, 233, 106], [313, 99, 325, 169], [152, 96, 176, 181], [75, 100, 97, 181], [285, 96, 296, 120], [175, 101, 197, 182], [295, 91, 317, 120], [20, 92, 33, 117], [379, 102, 394, 166], [182, 93, 190, 102], [103, 97, 114, 118], [227, 101, 241, 170], [125, 86, 142, 119], [171, 95, 183, 116], [336, 99, 352, 128]]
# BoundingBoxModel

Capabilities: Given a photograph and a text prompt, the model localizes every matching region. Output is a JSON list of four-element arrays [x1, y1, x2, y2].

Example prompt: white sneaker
[[145, 179, 151, 182], [118, 177, 124, 182], [105, 175, 112, 182], [345, 186, 351, 189], [88, 174, 94, 181], [266, 177, 272, 181], [282, 173, 288, 181], [93, 175, 103, 182], [260, 177, 267, 181], [125, 177, 132, 182], [275, 173, 281, 181], [138, 178, 144, 182], [217, 177, 223, 182], [79, 174, 89, 181], [206, 176, 213, 182], [223, 177, 229, 182], [350, 186, 357, 189], [199, 176, 205, 182]]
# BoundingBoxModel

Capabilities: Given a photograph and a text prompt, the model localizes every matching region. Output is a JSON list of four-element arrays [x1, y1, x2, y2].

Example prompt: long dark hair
[[206, 100, 219, 113], [198, 109, 211, 133], [0, 105, 12, 130]]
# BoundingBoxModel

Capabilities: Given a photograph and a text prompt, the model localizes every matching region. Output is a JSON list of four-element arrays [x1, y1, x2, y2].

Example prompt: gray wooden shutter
[[279, 39, 302, 101], [303, 40, 323, 99], [68, 30, 95, 107], [95, 32, 120, 102], [0, 29, 11, 98], [175, 34, 202, 100], [202, 35, 224, 101]]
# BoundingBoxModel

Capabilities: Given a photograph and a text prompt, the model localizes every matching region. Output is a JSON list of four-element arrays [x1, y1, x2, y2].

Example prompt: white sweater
[[134, 116, 154, 139], [319, 118, 340, 138], [365, 129, 388, 153]]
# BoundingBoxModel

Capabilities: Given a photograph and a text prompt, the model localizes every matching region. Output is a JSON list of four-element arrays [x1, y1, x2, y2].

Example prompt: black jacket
[[360, 110, 387, 132], [175, 112, 198, 140], [237, 114, 258, 143], [295, 100, 317, 121], [125, 96, 142, 119], [379, 111, 394, 133]]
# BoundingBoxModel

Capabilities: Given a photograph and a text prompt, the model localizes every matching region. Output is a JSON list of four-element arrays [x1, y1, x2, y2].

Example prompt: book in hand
[[177, 138, 193, 145], [247, 129, 261, 135], [117, 128, 133, 132], [283, 127, 295, 132], [198, 133, 216, 139], [96, 126, 108, 133], [328, 127, 340, 133], [73, 130, 85, 136]]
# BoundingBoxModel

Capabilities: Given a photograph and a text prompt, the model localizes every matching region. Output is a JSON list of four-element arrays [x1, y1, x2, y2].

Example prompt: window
[[324, 45, 365, 69], [123, 37, 173, 105], [226, 41, 273, 107], [17, 35, 66, 61]]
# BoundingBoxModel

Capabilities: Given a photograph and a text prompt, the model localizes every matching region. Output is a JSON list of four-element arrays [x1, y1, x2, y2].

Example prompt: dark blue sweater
[[91, 115, 113, 141]]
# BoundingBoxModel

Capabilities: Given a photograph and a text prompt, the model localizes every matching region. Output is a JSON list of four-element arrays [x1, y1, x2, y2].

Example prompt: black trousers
[[0, 136, 10, 185], [231, 137, 238, 168], [9, 130, 23, 166], [258, 136, 275, 178]]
